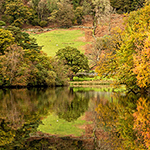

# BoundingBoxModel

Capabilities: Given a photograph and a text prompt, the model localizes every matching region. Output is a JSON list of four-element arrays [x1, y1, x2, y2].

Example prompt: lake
[[0, 87, 149, 150]]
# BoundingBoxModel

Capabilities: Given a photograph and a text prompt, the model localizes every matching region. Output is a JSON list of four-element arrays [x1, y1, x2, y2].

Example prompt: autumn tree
[[92, 0, 114, 36], [86, 35, 111, 69], [115, 4, 150, 90], [0, 44, 29, 86], [49, 2, 75, 27], [22, 49, 57, 87], [0, 28, 68, 87], [56, 46, 89, 80], [74, 6, 83, 24], [110, 0, 144, 14], [28, 0, 48, 21], [0, 29, 14, 54], [95, 27, 123, 78], [0, 0, 5, 15], [133, 36, 150, 89], [51, 58, 69, 86], [3, 0, 35, 27], [0, 45, 67, 87], [95, 4, 150, 92], [6, 26, 41, 51], [46, 0, 58, 13]]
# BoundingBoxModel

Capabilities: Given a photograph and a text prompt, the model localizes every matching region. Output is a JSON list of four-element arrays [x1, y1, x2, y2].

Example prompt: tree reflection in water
[[1, 87, 149, 150], [0, 87, 92, 149], [54, 88, 90, 122], [0, 88, 51, 149], [95, 92, 150, 150]]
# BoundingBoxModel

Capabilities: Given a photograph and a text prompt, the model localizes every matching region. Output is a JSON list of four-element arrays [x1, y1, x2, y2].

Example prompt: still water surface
[[0, 87, 149, 150]]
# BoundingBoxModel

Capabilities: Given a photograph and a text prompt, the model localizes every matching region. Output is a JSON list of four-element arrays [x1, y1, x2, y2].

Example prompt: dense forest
[[0, 0, 150, 93], [0, 0, 144, 28]]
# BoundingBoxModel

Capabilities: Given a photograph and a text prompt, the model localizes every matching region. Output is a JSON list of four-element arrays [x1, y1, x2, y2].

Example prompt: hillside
[[22, 14, 125, 68]]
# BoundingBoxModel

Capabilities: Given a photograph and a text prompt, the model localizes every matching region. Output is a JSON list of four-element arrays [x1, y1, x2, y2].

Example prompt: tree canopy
[[0, 27, 68, 87], [56, 46, 89, 80], [0, 0, 145, 28], [110, 0, 144, 14], [95, 4, 150, 92]]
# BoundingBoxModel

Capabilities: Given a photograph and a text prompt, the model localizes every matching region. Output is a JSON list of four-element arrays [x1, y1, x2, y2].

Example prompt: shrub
[[11, 18, 24, 28], [1, 15, 14, 24], [39, 20, 48, 27], [30, 18, 40, 26], [0, 20, 6, 26]]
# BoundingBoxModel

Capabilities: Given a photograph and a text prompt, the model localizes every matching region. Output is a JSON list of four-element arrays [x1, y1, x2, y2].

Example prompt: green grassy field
[[30, 29, 89, 56], [38, 113, 91, 136]]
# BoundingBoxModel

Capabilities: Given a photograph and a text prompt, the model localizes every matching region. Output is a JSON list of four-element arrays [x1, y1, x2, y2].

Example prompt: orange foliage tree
[[133, 36, 150, 88], [95, 4, 150, 92]]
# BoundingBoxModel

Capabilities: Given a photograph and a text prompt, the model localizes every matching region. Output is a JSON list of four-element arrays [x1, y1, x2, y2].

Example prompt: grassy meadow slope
[[30, 29, 90, 56]]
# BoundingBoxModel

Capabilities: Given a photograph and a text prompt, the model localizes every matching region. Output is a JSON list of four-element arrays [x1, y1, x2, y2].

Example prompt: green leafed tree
[[56, 46, 89, 80], [6, 26, 41, 52]]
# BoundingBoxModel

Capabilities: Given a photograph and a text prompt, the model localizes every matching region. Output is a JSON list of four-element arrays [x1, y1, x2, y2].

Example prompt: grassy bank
[[69, 76, 127, 91], [30, 29, 89, 56], [70, 76, 115, 85], [69, 80, 113, 86]]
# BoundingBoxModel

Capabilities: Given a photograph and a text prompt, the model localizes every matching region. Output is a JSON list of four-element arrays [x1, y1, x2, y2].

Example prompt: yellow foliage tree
[[133, 36, 150, 88], [95, 4, 150, 91]]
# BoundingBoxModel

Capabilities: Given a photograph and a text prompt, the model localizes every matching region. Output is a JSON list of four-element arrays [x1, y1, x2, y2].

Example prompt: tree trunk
[[70, 74, 74, 81]]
